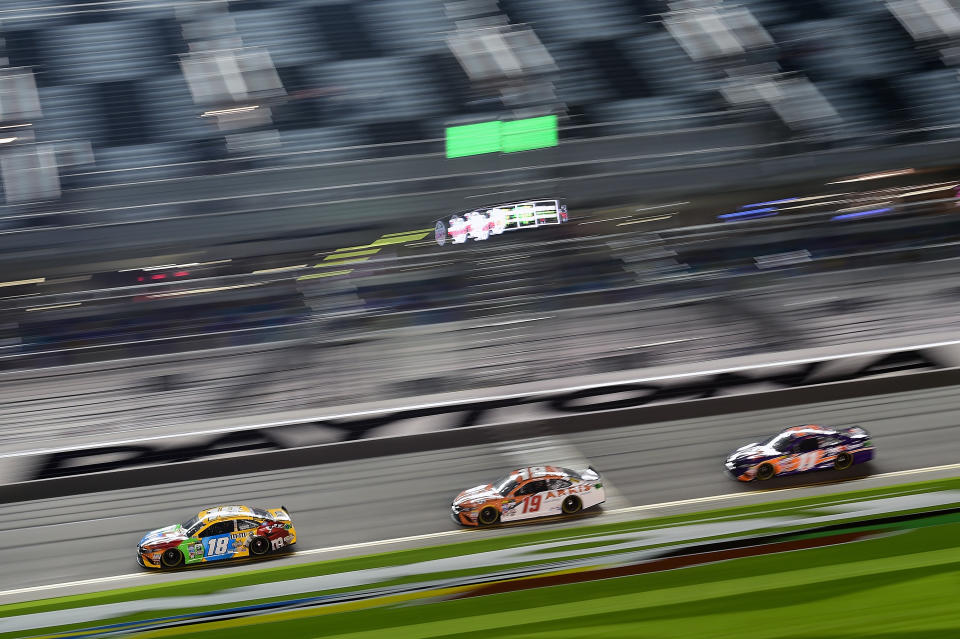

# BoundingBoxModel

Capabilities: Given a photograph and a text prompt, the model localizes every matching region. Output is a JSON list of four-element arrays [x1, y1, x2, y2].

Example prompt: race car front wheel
[[434, 220, 447, 247], [477, 507, 500, 526], [755, 463, 776, 481], [250, 536, 270, 556], [834, 453, 853, 470], [160, 548, 183, 568], [561, 496, 582, 515]]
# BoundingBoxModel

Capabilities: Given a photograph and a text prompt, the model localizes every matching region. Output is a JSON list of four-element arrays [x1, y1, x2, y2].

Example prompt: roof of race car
[[196, 505, 258, 521], [442, 197, 564, 219], [781, 424, 835, 435], [509, 465, 577, 480]]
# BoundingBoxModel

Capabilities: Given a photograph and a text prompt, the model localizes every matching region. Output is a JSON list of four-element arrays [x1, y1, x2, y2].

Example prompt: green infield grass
[[133, 515, 960, 639]]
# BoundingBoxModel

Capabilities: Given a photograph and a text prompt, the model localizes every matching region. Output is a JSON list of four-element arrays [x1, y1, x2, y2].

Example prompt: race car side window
[[516, 480, 548, 496], [185, 519, 205, 536], [798, 437, 819, 453], [548, 479, 572, 490], [235, 519, 259, 530], [495, 476, 519, 495], [198, 521, 234, 537]]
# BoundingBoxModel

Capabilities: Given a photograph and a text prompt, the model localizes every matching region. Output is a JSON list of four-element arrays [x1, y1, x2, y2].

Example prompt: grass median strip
[[50, 515, 960, 639], [129, 520, 960, 639]]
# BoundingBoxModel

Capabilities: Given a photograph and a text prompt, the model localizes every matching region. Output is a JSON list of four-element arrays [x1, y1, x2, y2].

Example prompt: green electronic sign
[[501, 115, 558, 153], [444, 115, 558, 158], [445, 121, 502, 158]]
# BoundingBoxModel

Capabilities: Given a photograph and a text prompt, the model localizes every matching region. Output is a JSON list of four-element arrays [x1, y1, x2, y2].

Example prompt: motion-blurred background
[[3, 0, 960, 447]]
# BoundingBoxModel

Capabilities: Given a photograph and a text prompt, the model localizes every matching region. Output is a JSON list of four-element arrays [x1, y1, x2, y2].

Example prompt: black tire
[[434, 220, 447, 246], [561, 495, 583, 515], [160, 548, 183, 568], [249, 536, 270, 557], [834, 452, 854, 470], [755, 463, 776, 481], [477, 506, 499, 526]]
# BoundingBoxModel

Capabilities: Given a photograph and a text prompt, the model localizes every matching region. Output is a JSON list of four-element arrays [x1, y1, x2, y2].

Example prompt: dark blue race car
[[725, 424, 874, 482]]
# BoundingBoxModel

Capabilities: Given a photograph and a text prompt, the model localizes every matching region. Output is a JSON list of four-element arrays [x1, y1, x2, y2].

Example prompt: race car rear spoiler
[[843, 425, 870, 437], [580, 466, 600, 481], [267, 506, 292, 521]]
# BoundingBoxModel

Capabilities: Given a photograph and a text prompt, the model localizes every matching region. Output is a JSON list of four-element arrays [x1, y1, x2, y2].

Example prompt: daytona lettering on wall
[[28, 347, 953, 480]]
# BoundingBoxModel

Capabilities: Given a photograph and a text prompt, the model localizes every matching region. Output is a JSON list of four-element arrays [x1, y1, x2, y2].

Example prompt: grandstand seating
[[0, 0, 956, 190]]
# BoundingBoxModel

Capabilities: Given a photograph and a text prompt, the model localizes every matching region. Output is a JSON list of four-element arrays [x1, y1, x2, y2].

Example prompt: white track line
[[0, 531, 471, 598], [3, 461, 959, 599], [1, 574, 151, 597]]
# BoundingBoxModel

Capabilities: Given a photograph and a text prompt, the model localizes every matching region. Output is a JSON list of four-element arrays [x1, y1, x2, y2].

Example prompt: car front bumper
[[137, 548, 161, 569], [724, 460, 753, 481], [451, 506, 477, 526]]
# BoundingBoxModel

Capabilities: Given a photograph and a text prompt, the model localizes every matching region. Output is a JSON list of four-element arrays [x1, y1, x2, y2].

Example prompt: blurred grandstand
[[1, 0, 960, 200], [2, 0, 960, 420]]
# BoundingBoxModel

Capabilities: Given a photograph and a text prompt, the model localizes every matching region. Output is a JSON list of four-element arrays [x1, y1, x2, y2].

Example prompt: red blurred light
[[173, 271, 190, 277], [137, 276, 145, 282], [150, 273, 167, 280]]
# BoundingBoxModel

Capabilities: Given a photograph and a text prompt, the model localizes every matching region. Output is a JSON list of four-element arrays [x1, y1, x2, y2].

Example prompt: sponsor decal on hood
[[727, 443, 777, 463], [453, 484, 500, 507], [139, 523, 187, 547]]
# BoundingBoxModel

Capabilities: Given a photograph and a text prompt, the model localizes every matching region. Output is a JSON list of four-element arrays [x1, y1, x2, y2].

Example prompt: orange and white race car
[[452, 465, 605, 526]]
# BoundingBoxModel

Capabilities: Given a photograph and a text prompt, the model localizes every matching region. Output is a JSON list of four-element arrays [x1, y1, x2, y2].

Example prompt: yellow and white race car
[[137, 504, 296, 569]]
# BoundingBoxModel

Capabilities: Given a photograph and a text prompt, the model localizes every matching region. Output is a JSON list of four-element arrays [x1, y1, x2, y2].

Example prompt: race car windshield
[[182, 516, 203, 536], [494, 475, 519, 495], [764, 432, 795, 452]]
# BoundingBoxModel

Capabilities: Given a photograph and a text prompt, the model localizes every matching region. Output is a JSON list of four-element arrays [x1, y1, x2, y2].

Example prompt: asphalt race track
[[2, 384, 959, 600]]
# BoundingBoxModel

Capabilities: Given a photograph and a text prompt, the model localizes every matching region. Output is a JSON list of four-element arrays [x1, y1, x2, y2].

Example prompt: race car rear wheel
[[561, 496, 583, 515], [477, 507, 500, 526], [755, 463, 776, 481], [160, 548, 183, 568], [834, 452, 853, 470], [250, 536, 270, 556]]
